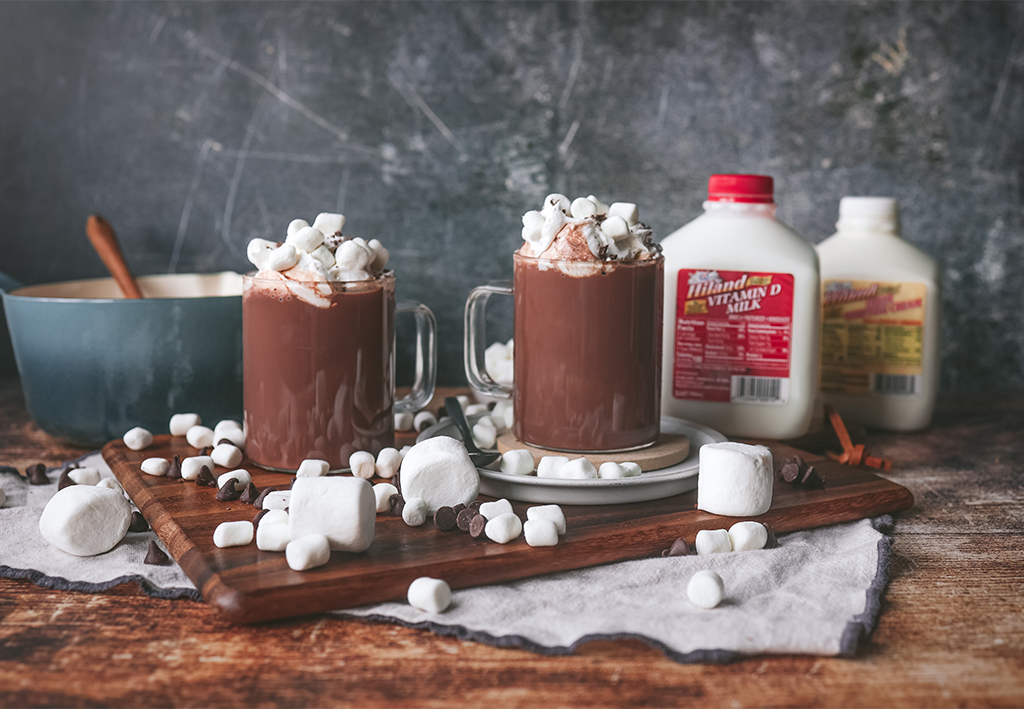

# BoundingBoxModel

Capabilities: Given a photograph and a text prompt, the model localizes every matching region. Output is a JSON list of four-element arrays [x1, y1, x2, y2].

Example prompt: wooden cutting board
[[103, 436, 913, 625]]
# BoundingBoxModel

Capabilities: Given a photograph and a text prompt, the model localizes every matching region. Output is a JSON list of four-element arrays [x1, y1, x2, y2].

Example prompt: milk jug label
[[673, 270, 794, 404], [821, 280, 926, 396]]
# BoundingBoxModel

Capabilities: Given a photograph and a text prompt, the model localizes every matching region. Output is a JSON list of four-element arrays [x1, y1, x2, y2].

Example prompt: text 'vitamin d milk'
[[660, 175, 820, 439], [817, 197, 941, 431]]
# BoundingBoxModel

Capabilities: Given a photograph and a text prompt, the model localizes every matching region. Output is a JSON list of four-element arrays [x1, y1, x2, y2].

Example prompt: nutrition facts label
[[673, 269, 794, 404], [821, 280, 926, 396]]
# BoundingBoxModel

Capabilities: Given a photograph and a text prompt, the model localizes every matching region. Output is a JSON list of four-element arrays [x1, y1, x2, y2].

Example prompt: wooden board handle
[[85, 214, 143, 299]]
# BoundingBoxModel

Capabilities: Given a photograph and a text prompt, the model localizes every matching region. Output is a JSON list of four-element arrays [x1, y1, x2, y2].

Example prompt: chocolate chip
[[456, 507, 477, 532], [252, 486, 277, 509], [486, 401, 497, 410], [143, 540, 171, 566], [437, 405, 447, 419], [253, 508, 269, 529], [800, 466, 826, 488], [195, 465, 216, 487], [26, 463, 49, 485], [128, 510, 150, 533], [0, 465, 18, 475], [433, 506, 457, 531], [216, 478, 241, 501], [661, 538, 691, 557], [166, 455, 182, 481], [452, 503, 466, 514], [57, 468, 77, 490], [239, 482, 260, 505], [199, 446, 212, 456], [779, 462, 801, 483], [389, 493, 405, 517], [468, 500, 482, 511], [468, 513, 487, 539], [764, 523, 779, 549]]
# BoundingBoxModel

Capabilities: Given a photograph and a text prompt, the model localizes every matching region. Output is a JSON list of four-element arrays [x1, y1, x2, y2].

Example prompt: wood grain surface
[[104, 432, 911, 624], [1, 382, 1021, 707]]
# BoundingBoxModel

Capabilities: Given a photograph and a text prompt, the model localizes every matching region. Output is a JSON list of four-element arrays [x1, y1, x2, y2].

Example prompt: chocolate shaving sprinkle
[[252, 486, 277, 509], [661, 538, 691, 557], [239, 482, 260, 505], [57, 468, 77, 490], [27, 463, 49, 485], [128, 510, 150, 533], [468, 514, 487, 539], [143, 540, 171, 566], [433, 506, 457, 532], [456, 507, 477, 532], [216, 478, 241, 501], [195, 465, 216, 487], [0, 465, 19, 475], [166, 455, 182, 481], [253, 508, 269, 529]]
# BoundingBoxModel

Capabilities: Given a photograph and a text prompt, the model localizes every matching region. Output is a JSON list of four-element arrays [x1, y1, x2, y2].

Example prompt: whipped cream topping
[[519, 194, 658, 262]]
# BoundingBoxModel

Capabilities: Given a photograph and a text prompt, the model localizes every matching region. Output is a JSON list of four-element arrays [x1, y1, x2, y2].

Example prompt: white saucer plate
[[416, 415, 727, 505]]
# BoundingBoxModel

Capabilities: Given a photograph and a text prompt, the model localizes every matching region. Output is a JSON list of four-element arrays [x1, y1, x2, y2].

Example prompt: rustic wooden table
[[0, 379, 1021, 707]]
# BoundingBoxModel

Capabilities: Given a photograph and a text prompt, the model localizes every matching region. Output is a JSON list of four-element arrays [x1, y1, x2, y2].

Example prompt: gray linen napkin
[[0, 453, 893, 662]]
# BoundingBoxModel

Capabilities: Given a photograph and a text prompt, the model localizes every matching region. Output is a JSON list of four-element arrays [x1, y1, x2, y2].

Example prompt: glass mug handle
[[463, 280, 513, 398], [395, 301, 437, 413]]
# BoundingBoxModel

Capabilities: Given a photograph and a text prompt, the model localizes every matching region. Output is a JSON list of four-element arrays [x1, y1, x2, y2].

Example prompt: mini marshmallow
[[140, 458, 170, 477], [169, 413, 201, 436], [247, 239, 276, 270], [543, 193, 571, 214], [413, 411, 437, 432], [524, 519, 559, 547], [38, 485, 132, 556], [500, 449, 534, 476], [373, 483, 398, 513], [521, 210, 545, 242], [256, 522, 290, 552], [697, 442, 774, 517], [728, 521, 769, 552], [465, 403, 490, 416], [261, 509, 289, 526], [287, 218, 310, 236], [503, 406, 514, 429], [399, 437, 480, 514], [217, 469, 252, 492], [537, 456, 569, 479], [312, 212, 345, 237], [399, 446, 412, 463], [349, 451, 376, 479], [598, 462, 628, 479], [478, 498, 513, 520], [687, 569, 725, 609], [402, 497, 428, 527], [334, 239, 373, 270], [488, 413, 508, 435], [375, 448, 402, 479], [123, 427, 153, 451], [289, 477, 375, 552], [185, 425, 214, 449], [472, 420, 496, 450], [609, 201, 640, 226], [180, 456, 214, 481], [296, 459, 329, 478], [695, 529, 732, 555], [211, 443, 243, 469], [560, 458, 598, 480], [263, 491, 291, 510], [600, 215, 631, 242], [394, 411, 415, 431], [310, 244, 336, 270], [526, 505, 566, 535], [67, 467, 101, 486], [620, 462, 642, 477], [407, 577, 452, 613], [329, 267, 372, 282], [213, 521, 253, 548], [286, 533, 331, 571], [570, 196, 598, 219], [484, 513, 522, 544], [213, 420, 245, 448], [367, 238, 389, 272], [491, 399, 512, 420], [267, 243, 300, 271], [96, 477, 124, 495], [286, 225, 325, 253], [456, 395, 470, 408]]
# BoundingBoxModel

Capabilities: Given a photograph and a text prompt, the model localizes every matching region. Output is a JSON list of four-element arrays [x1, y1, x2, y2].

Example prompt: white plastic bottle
[[660, 175, 820, 439], [817, 197, 941, 431]]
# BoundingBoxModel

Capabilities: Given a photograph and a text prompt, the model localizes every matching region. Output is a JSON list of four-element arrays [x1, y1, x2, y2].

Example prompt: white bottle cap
[[837, 197, 899, 233]]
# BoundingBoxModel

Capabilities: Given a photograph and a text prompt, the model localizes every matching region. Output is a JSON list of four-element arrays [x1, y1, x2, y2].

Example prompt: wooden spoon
[[85, 214, 143, 299]]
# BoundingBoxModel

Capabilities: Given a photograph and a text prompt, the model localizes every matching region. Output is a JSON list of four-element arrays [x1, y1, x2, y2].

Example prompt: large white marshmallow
[[695, 529, 732, 555], [399, 437, 480, 514], [560, 458, 598, 480], [180, 456, 214, 481], [537, 456, 569, 479], [687, 570, 725, 609], [123, 427, 153, 451], [697, 442, 774, 517], [349, 451, 376, 479], [729, 521, 769, 552], [185, 425, 214, 449], [213, 521, 253, 548], [484, 513, 523, 544], [407, 577, 452, 613], [500, 449, 534, 476], [526, 505, 566, 535], [286, 225, 325, 253], [286, 533, 331, 571], [524, 519, 559, 547], [375, 448, 402, 479], [296, 459, 329, 478], [289, 477, 375, 552], [38, 485, 132, 556], [169, 413, 201, 436], [211, 443, 243, 469]]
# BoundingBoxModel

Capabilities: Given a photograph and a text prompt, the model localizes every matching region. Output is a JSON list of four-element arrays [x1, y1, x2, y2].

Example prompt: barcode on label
[[872, 374, 922, 396], [730, 376, 790, 405]]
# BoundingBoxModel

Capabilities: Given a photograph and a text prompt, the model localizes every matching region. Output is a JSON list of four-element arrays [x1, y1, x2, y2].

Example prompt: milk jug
[[660, 174, 820, 439], [817, 197, 941, 431]]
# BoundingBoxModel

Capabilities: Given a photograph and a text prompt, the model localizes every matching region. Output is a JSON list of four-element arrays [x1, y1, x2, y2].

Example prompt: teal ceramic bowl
[[1, 272, 243, 446]]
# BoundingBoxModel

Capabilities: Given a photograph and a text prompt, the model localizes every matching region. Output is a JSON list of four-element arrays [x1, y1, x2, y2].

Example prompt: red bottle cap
[[707, 174, 774, 204]]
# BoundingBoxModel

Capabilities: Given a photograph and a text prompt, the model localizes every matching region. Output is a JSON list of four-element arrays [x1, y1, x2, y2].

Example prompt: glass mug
[[465, 252, 664, 453], [243, 271, 436, 472]]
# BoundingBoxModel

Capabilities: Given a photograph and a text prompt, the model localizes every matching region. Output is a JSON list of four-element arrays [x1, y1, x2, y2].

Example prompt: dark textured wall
[[1, 1, 1022, 389]]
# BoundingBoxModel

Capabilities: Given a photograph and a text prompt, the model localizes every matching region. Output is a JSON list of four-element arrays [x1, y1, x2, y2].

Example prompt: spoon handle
[[86, 214, 143, 299], [445, 396, 481, 454]]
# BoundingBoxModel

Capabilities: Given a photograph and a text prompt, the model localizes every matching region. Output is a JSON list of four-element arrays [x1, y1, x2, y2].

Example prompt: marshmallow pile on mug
[[247, 213, 390, 283], [519, 194, 658, 261]]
